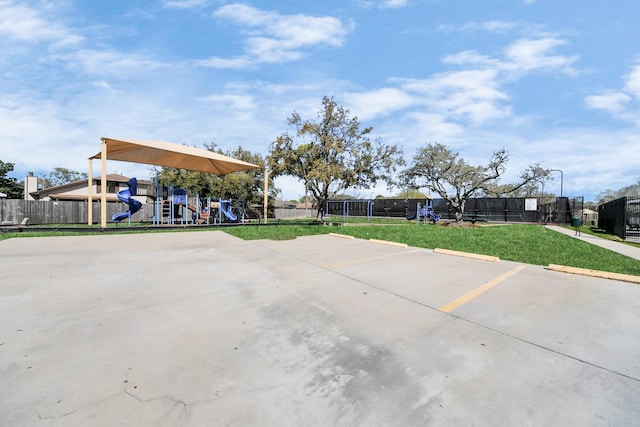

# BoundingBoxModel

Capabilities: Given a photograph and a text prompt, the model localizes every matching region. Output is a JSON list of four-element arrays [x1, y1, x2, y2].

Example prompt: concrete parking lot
[[1, 230, 639, 426]]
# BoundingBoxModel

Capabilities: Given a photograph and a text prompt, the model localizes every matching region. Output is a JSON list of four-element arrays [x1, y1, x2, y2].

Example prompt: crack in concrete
[[34, 391, 124, 420], [124, 390, 188, 418]]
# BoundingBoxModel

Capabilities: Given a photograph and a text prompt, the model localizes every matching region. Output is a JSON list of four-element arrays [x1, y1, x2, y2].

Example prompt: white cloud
[[201, 3, 351, 68], [442, 50, 499, 67], [585, 62, 640, 124], [355, 0, 408, 9], [245, 37, 306, 63], [198, 94, 256, 111], [441, 36, 580, 76], [396, 69, 511, 126], [503, 37, 578, 74], [162, 0, 211, 9], [624, 63, 640, 99], [60, 49, 171, 77], [438, 20, 525, 34], [515, 129, 640, 198], [402, 112, 464, 141], [0, 0, 82, 48], [92, 81, 113, 90], [420, 36, 578, 128], [380, 0, 408, 8], [344, 88, 414, 120], [585, 92, 631, 114], [195, 56, 253, 69], [343, 35, 577, 131], [464, 21, 521, 33], [0, 94, 90, 172]]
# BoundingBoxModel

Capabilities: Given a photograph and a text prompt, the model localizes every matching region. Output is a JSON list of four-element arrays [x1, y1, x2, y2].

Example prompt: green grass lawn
[[225, 222, 640, 276]]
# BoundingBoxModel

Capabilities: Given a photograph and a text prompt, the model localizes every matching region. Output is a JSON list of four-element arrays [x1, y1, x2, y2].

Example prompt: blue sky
[[1, 0, 639, 202]]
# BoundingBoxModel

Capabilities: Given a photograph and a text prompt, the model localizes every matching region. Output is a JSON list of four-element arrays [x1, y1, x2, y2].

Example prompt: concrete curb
[[328, 233, 355, 239], [434, 248, 500, 263], [547, 264, 640, 285], [369, 239, 408, 248]]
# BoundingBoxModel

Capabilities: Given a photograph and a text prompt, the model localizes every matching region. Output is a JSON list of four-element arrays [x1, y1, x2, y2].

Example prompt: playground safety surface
[[1, 231, 639, 426]]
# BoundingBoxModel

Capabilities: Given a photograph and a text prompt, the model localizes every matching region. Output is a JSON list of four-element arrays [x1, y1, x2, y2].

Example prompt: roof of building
[[47, 193, 120, 202], [30, 174, 151, 198]]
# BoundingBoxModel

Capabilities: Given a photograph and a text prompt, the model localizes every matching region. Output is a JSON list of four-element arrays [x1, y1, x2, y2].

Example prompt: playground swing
[[324, 199, 374, 221]]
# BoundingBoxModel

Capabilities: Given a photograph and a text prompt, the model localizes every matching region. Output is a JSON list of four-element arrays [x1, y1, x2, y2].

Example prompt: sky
[[1, 0, 639, 202]]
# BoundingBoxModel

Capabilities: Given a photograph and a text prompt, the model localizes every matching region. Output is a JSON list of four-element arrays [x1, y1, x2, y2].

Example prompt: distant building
[[275, 199, 297, 209], [582, 208, 598, 226], [28, 174, 154, 204]]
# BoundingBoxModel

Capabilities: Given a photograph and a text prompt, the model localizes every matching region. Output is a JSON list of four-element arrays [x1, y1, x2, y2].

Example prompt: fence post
[[88, 159, 93, 225]]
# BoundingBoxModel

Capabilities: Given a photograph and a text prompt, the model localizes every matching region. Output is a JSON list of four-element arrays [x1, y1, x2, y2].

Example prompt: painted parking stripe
[[439, 265, 527, 313]]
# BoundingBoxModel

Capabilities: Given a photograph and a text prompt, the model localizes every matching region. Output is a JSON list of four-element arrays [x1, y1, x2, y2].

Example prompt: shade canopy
[[90, 137, 260, 175]]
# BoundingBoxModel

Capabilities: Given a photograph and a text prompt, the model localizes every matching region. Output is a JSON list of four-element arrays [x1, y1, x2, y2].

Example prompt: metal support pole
[[100, 139, 107, 228], [550, 169, 563, 198], [87, 159, 93, 225], [263, 167, 268, 224]]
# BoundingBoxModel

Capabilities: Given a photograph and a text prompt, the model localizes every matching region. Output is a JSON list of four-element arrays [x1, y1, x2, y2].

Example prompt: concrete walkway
[[2, 231, 640, 426], [545, 224, 640, 261]]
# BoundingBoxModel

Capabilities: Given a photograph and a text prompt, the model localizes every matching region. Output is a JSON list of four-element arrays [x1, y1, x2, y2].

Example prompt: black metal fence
[[539, 197, 584, 225], [598, 196, 640, 243], [326, 197, 579, 224], [449, 198, 538, 222]]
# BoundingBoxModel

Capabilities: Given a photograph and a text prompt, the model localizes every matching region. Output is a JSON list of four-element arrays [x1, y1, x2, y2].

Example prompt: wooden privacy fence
[[274, 208, 315, 219], [0, 200, 154, 225]]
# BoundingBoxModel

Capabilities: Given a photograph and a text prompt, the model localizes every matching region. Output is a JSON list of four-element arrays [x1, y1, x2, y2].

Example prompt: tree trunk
[[452, 199, 465, 221]]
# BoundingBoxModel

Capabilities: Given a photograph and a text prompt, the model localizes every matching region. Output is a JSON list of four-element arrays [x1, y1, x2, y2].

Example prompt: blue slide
[[112, 178, 143, 223], [220, 199, 237, 221]]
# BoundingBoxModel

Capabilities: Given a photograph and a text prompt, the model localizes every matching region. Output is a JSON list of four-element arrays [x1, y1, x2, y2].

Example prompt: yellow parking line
[[439, 265, 526, 313]]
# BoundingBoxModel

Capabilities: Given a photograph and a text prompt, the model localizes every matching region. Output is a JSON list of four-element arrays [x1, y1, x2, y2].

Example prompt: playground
[[88, 138, 261, 228], [1, 231, 639, 425], [146, 181, 247, 226]]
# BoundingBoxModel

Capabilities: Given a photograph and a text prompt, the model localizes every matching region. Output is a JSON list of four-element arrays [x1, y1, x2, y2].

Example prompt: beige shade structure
[[88, 137, 261, 227], [89, 137, 260, 175]]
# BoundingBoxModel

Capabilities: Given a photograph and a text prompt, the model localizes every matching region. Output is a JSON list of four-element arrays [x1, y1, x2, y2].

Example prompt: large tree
[[597, 178, 640, 204], [480, 166, 551, 198], [269, 96, 403, 219], [44, 167, 88, 187], [402, 143, 549, 221], [0, 160, 24, 198]]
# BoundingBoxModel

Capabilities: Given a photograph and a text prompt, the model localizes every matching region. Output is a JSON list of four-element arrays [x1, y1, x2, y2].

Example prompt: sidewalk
[[545, 224, 640, 261]]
